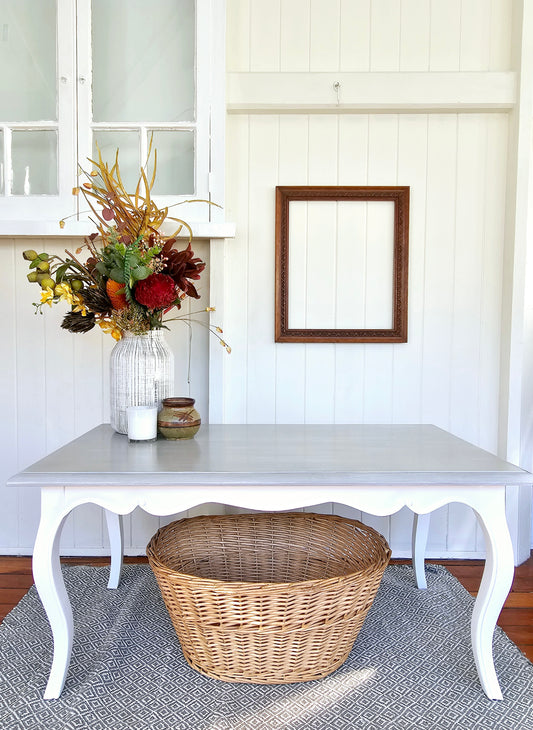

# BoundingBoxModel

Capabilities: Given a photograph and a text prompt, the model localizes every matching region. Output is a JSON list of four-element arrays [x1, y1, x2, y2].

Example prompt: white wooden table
[[7, 424, 531, 700]]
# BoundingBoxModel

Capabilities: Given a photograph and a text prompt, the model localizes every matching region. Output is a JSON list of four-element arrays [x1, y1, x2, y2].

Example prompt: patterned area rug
[[1, 564, 532, 730]]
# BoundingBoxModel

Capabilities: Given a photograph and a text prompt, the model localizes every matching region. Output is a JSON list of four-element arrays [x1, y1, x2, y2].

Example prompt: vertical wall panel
[[44, 271, 78, 550], [488, 0, 512, 70], [307, 115, 339, 184], [280, 0, 311, 71], [309, 0, 341, 71], [0, 240, 20, 549], [333, 343, 365, 424], [73, 331, 105, 434], [173, 297, 195, 395], [429, 0, 461, 71], [224, 115, 250, 423], [275, 116, 309, 423], [339, 0, 371, 71], [400, 0, 430, 71], [131, 508, 160, 552], [226, 0, 251, 71], [370, 0, 400, 71], [358, 116, 399, 539], [15, 238, 48, 551], [287, 202, 309, 328], [363, 115, 398, 424], [337, 110, 370, 171], [479, 114, 508, 453], [450, 115, 485, 443], [460, 0, 491, 71], [364, 201, 394, 327], [246, 116, 279, 422], [390, 507, 415, 553], [249, 0, 281, 71], [305, 115, 338, 423], [230, 0, 513, 73], [336, 201, 368, 328], [447, 503, 478, 555], [305, 202, 338, 328], [334, 116, 369, 424], [390, 113, 428, 548], [421, 115, 457, 428], [392, 114, 428, 423]]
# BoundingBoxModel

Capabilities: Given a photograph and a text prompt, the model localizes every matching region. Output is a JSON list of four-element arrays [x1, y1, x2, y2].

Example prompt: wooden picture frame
[[275, 185, 409, 343]]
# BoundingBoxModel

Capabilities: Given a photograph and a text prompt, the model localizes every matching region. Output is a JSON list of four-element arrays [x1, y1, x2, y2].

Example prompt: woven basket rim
[[146, 512, 391, 592]]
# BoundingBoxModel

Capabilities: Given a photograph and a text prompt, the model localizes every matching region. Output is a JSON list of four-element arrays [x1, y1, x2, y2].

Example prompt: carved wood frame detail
[[275, 185, 409, 343]]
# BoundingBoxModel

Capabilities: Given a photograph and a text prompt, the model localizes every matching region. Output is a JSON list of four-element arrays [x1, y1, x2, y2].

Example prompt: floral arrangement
[[22, 145, 230, 351]]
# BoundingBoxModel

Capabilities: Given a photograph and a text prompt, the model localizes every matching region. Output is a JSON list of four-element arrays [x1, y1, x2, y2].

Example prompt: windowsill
[[0, 219, 236, 239]]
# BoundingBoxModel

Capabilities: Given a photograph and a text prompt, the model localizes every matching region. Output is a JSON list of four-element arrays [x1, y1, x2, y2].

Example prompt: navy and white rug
[[1, 564, 532, 729]]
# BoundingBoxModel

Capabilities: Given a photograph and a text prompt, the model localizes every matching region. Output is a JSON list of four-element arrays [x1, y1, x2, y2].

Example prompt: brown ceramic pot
[[157, 397, 201, 440]]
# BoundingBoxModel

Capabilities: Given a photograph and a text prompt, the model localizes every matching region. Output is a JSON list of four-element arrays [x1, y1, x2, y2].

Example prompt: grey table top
[[7, 424, 532, 488]]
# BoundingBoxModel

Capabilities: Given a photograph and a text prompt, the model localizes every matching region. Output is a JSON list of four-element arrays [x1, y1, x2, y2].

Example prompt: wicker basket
[[146, 512, 391, 684]]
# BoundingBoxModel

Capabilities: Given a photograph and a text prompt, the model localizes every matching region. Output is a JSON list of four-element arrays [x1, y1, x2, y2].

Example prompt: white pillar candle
[[127, 405, 158, 442]]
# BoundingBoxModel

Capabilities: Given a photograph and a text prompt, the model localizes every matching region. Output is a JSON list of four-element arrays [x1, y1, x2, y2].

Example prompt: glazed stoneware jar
[[157, 397, 201, 440]]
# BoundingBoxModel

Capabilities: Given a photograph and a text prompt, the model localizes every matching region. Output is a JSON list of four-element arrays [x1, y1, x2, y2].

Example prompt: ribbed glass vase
[[110, 330, 175, 434]]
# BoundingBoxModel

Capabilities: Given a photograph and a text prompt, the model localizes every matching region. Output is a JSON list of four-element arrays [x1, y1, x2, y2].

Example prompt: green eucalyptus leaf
[[131, 265, 151, 281], [54, 263, 70, 282], [109, 267, 125, 283]]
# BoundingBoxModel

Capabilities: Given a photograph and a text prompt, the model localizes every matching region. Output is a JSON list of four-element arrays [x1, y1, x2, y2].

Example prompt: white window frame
[[0, 0, 229, 236], [0, 0, 76, 222]]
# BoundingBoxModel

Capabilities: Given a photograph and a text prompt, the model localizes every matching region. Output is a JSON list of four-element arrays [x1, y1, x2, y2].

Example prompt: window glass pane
[[0, 0, 57, 121], [92, 0, 194, 123], [149, 130, 194, 195], [11, 130, 58, 195], [92, 131, 140, 194]]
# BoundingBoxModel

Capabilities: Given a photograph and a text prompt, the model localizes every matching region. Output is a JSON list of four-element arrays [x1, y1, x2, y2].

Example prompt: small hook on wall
[[333, 81, 341, 106]]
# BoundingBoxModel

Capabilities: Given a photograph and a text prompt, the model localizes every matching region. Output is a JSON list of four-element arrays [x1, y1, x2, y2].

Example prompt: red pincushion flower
[[134, 274, 177, 310]]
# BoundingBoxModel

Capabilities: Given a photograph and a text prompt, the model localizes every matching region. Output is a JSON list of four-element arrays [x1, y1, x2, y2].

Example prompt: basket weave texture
[[146, 512, 391, 684]]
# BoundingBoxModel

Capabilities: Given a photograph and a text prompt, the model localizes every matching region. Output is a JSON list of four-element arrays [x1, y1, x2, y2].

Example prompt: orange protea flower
[[106, 279, 128, 310]]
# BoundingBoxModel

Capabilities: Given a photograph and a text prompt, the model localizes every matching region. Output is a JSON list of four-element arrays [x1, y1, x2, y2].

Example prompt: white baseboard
[[0, 546, 488, 560]]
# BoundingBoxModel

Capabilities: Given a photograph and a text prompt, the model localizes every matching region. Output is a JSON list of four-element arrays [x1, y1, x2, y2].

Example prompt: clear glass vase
[[110, 330, 175, 434]]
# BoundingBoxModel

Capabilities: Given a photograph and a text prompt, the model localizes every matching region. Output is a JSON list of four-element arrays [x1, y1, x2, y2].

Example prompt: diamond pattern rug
[[1, 564, 532, 729]]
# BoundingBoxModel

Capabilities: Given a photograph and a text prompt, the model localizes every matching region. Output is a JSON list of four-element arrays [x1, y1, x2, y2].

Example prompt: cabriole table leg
[[104, 510, 124, 589], [471, 490, 515, 700], [412, 512, 431, 589], [32, 488, 74, 700]]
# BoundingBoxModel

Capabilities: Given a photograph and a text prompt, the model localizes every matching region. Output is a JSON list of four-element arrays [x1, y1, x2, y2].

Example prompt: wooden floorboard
[[1, 553, 532, 661]]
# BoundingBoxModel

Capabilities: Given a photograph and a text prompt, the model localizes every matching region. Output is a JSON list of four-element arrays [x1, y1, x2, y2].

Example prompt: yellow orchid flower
[[72, 293, 88, 316], [53, 282, 74, 306], [98, 319, 122, 341], [40, 288, 55, 307]]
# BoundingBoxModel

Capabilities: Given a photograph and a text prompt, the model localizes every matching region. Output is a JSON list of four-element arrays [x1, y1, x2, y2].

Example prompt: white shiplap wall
[[220, 0, 516, 557], [0, 238, 212, 554], [1, 0, 528, 559], [228, 0, 511, 73]]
